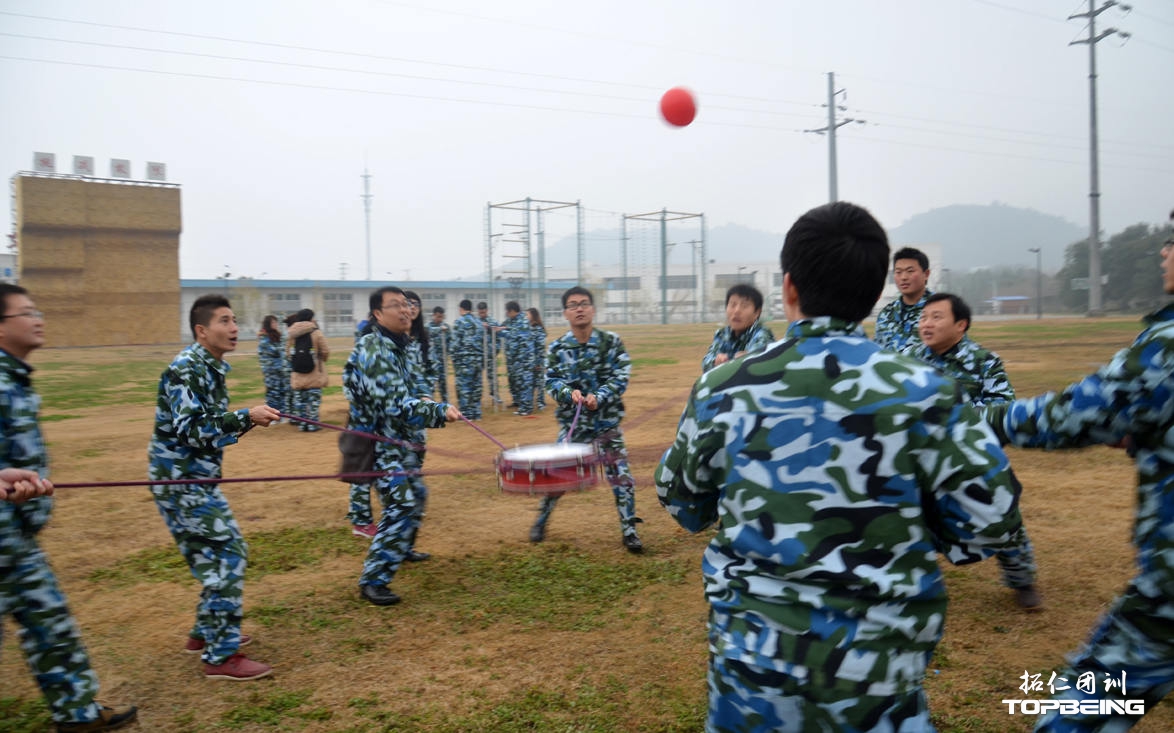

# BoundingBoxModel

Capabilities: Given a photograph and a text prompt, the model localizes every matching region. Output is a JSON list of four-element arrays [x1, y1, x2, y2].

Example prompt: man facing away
[[148, 294, 279, 681], [450, 299, 484, 420], [425, 306, 450, 403], [500, 300, 534, 416], [532, 286, 643, 553], [983, 226, 1174, 732], [904, 292, 1042, 610], [344, 287, 460, 607], [874, 246, 933, 352], [655, 202, 1024, 732], [0, 283, 138, 731]]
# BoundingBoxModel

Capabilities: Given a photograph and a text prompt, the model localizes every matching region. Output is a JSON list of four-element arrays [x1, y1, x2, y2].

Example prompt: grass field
[[1, 316, 1171, 732]]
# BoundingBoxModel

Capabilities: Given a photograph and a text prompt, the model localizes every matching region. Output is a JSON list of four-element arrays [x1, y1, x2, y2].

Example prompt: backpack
[[290, 332, 316, 374]]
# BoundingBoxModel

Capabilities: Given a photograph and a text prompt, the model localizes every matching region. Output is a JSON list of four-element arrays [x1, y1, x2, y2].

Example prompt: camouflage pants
[[505, 353, 533, 413], [997, 525, 1038, 588], [349, 451, 428, 545], [533, 364, 546, 408], [359, 452, 422, 587], [262, 367, 290, 414], [707, 653, 934, 732], [0, 541, 103, 725], [1035, 582, 1174, 732], [453, 357, 482, 419], [431, 360, 448, 403], [533, 429, 637, 537], [291, 388, 322, 427], [150, 484, 249, 665]]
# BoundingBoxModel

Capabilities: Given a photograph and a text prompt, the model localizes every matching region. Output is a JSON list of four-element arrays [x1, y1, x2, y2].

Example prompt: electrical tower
[[360, 167, 373, 281], [1069, 0, 1130, 316], [804, 71, 865, 203]]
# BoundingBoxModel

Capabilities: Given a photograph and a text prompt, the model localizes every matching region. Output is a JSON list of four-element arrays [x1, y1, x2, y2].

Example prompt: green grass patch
[[219, 689, 332, 727], [416, 546, 690, 631], [0, 698, 50, 733], [88, 526, 366, 585]]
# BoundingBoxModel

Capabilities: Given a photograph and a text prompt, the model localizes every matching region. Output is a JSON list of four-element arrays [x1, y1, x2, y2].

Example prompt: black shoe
[[529, 523, 546, 543], [1014, 585, 1043, 610], [622, 534, 644, 553], [56, 704, 138, 732], [405, 550, 431, 562], [360, 584, 401, 606]]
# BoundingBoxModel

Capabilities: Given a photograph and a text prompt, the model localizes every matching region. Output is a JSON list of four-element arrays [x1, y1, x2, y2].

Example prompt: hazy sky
[[2, 0, 1171, 280]]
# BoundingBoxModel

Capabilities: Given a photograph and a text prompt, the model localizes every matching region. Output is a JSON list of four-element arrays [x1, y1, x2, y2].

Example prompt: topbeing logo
[[1001, 699, 1146, 716]]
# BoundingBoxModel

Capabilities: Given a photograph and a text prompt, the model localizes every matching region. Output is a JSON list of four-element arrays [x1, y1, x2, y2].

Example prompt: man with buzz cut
[[149, 293, 280, 681], [451, 299, 484, 419], [656, 202, 1023, 732], [874, 246, 933, 352], [904, 291, 1042, 611]]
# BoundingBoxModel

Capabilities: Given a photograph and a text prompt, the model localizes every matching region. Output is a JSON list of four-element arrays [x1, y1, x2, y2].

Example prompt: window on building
[[603, 276, 640, 290], [658, 274, 697, 289]]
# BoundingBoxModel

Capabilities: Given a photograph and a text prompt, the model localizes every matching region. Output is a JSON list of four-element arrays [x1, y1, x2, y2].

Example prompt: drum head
[[501, 443, 594, 462]]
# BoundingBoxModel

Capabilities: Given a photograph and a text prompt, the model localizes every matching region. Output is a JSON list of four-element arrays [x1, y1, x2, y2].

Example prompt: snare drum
[[495, 443, 600, 495]]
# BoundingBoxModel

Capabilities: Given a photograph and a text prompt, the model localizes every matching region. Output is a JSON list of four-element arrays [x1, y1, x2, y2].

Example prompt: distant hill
[[518, 203, 1085, 274]]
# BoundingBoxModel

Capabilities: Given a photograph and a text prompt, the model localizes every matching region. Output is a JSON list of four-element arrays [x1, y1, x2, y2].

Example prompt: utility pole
[[1069, 0, 1130, 316], [1029, 247, 1042, 319], [803, 71, 865, 202], [360, 167, 373, 281]]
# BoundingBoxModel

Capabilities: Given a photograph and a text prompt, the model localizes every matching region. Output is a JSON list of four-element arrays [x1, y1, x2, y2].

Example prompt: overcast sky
[[1, 0, 1171, 281]]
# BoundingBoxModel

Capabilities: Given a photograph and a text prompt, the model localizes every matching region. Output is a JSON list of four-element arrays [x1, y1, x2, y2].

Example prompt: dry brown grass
[[1, 317, 1172, 731]]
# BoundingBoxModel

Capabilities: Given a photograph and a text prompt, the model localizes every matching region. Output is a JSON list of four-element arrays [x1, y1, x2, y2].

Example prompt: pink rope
[[279, 412, 422, 451], [564, 401, 583, 444], [51, 470, 419, 490], [458, 414, 508, 450]]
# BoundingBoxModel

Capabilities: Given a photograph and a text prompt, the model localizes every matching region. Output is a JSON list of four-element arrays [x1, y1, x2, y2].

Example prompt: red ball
[[659, 87, 697, 127]]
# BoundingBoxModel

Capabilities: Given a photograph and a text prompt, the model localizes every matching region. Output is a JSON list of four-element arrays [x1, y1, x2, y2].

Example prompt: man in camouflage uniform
[[655, 203, 1024, 732], [531, 286, 643, 553], [426, 306, 450, 403], [701, 283, 776, 372], [0, 284, 138, 731], [451, 299, 484, 420], [344, 286, 460, 606], [984, 228, 1174, 732], [500, 301, 534, 416], [477, 301, 502, 409], [874, 246, 933, 352], [149, 294, 280, 681], [905, 292, 1042, 610]]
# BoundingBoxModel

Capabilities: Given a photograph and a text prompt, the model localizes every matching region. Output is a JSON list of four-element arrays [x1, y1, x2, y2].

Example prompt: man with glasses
[[531, 286, 643, 553], [0, 284, 138, 730], [344, 287, 460, 606]]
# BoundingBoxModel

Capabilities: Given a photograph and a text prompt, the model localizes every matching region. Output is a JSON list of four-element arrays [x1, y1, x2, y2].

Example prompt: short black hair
[[561, 286, 593, 309], [892, 247, 929, 272], [925, 292, 971, 331], [505, 300, 520, 314], [725, 283, 764, 312], [780, 202, 889, 323], [283, 308, 314, 327], [190, 294, 232, 339], [0, 283, 29, 317], [476, 302, 488, 310], [432, 306, 445, 315], [459, 299, 473, 311], [370, 286, 405, 315]]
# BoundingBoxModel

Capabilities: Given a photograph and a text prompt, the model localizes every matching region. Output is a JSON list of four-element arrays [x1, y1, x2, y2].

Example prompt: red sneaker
[[203, 653, 273, 681], [352, 523, 377, 539], [184, 634, 252, 653]]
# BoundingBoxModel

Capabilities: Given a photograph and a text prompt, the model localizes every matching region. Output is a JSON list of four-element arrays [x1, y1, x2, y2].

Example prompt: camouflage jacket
[[987, 303, 1174, 605], [256, 333, 286, 373], [425, 322, 449, 366], [655, 316, 1023, 693], [501, 313, 531, 359], [451, 313, 483, 359], [529, 323, 547, 363], [701, 319, 776, 372], [344, 327, 449, 462], [0, 349, 52, 567], [148, 343, 252, 482], [546, 328, 629, 441], [904, 335, 1014, 406], [874, 289, 934, 352]]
